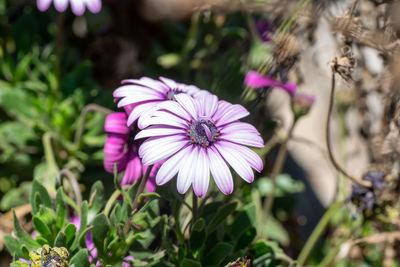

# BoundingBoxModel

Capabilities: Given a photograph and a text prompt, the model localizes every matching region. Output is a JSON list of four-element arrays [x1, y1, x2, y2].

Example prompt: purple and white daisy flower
[[113, 76, 209, 128], [135, 94, 264, 197], [36, 0, 101, 16], [104, 112, 161, 192]]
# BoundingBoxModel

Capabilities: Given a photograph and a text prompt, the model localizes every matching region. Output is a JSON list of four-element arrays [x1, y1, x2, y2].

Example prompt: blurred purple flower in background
[[135, 93, 264, 197], [103, 112, 160, 191], [114, 76, 209, 128], [36, 0, 102, 16], [255, 20, 273, 42], [244, 70, 297, 96]]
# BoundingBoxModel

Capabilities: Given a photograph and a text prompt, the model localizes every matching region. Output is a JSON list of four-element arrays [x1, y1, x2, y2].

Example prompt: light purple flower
[[244, 71, 297, 96], [135, 94, 264, 197], [36, 0, 101, 16], [113, 77, 209, 128], [103, 112, 160, 191]]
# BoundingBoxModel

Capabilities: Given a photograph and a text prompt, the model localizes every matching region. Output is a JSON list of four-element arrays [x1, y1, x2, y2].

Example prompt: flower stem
[[262, 122, 296, 234], [192, 193, 198, 223], [326, 70, 371, 187], [131, 165, 153, 214], [296, 200, 343, 266], [58, 168, 82, 215], [103, 190, 121, 217], [73, 104, 113, 147]]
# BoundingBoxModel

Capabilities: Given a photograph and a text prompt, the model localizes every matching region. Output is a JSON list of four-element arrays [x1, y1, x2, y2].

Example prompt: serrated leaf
[[206, 202, 237, 234], [70, 249, 90, 267]]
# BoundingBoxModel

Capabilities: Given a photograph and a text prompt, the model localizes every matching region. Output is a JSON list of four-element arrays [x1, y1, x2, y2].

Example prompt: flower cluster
[[36, 0, 101, 16], [105, 76, 264, 197]]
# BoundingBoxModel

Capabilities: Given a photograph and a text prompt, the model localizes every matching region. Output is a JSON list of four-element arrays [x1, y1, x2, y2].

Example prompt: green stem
[[296, 201, 343, 266], [74, 104, 113, 147], [192, 193, 198, 223], [62, 192, 79, 213], [103, 190, 121, 217], [58, 168, 82, 216], [262, 122, 296, 235]]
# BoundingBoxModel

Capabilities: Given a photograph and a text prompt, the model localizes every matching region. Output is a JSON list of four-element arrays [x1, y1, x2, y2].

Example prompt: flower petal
[[156, 146, 191, 185], [140, 110, 188, 129], [175, 94, 198, 119], [121, 150, 142, 185], [122, 77, 168, 93], [104, 113, 129, 135], [54, 0, 68, 11], [207, 147, 233, 195], [219, 141, 263, 172], [192, 148, 210, 197], [177, 146, 196, 194], [113, 85, 164, 98], [85, 0, 101, 13], [70, 0, 85, 15], [196, 94, 218, 118], [139, 135, 188, 165], [214, 142, 254, 183], [37, 0, 52, 11], [135, 126, 185, 140], [215, 103, 250, 127], [126, 101, 159, 127], [220, 131, 264, 148]]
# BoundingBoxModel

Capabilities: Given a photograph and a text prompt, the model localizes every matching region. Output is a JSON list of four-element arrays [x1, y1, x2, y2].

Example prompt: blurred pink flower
[[244, 71, 297, 96], [104, 112, 161, 191], [135, 94, 264, 197], [36, 0, 101, 16]]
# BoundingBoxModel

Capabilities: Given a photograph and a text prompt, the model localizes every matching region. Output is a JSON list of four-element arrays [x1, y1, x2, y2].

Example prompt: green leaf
[[138, 192, 160, 203], [3, 235, 23, 259], [92, 213, 110, 255], [71, 201, 88, 250], [206, 202, 237, 234], [30, 179, 52, 214], [190, 226, 205, 259], [33, 216, 52, 242], [64, 223, 77, 245], [181, 258, 202, 267], [78, 226, 93, 248], [70, 249, 90, 267], [264, 216, 289, 246], [235, 226, 257, 250], [88, 181, 104, 223], [56, 187, 66, 229], [12, 210, 40, 250], [203, 242, 233, 266], [54, 231, 66, 247], [192, 218, 205, 232], [229, 203, 256, 240]]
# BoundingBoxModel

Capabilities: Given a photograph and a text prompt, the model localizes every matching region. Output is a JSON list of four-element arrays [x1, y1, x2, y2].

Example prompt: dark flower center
[[166, 89, 183, 100], [187, 119, 219, 147]]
